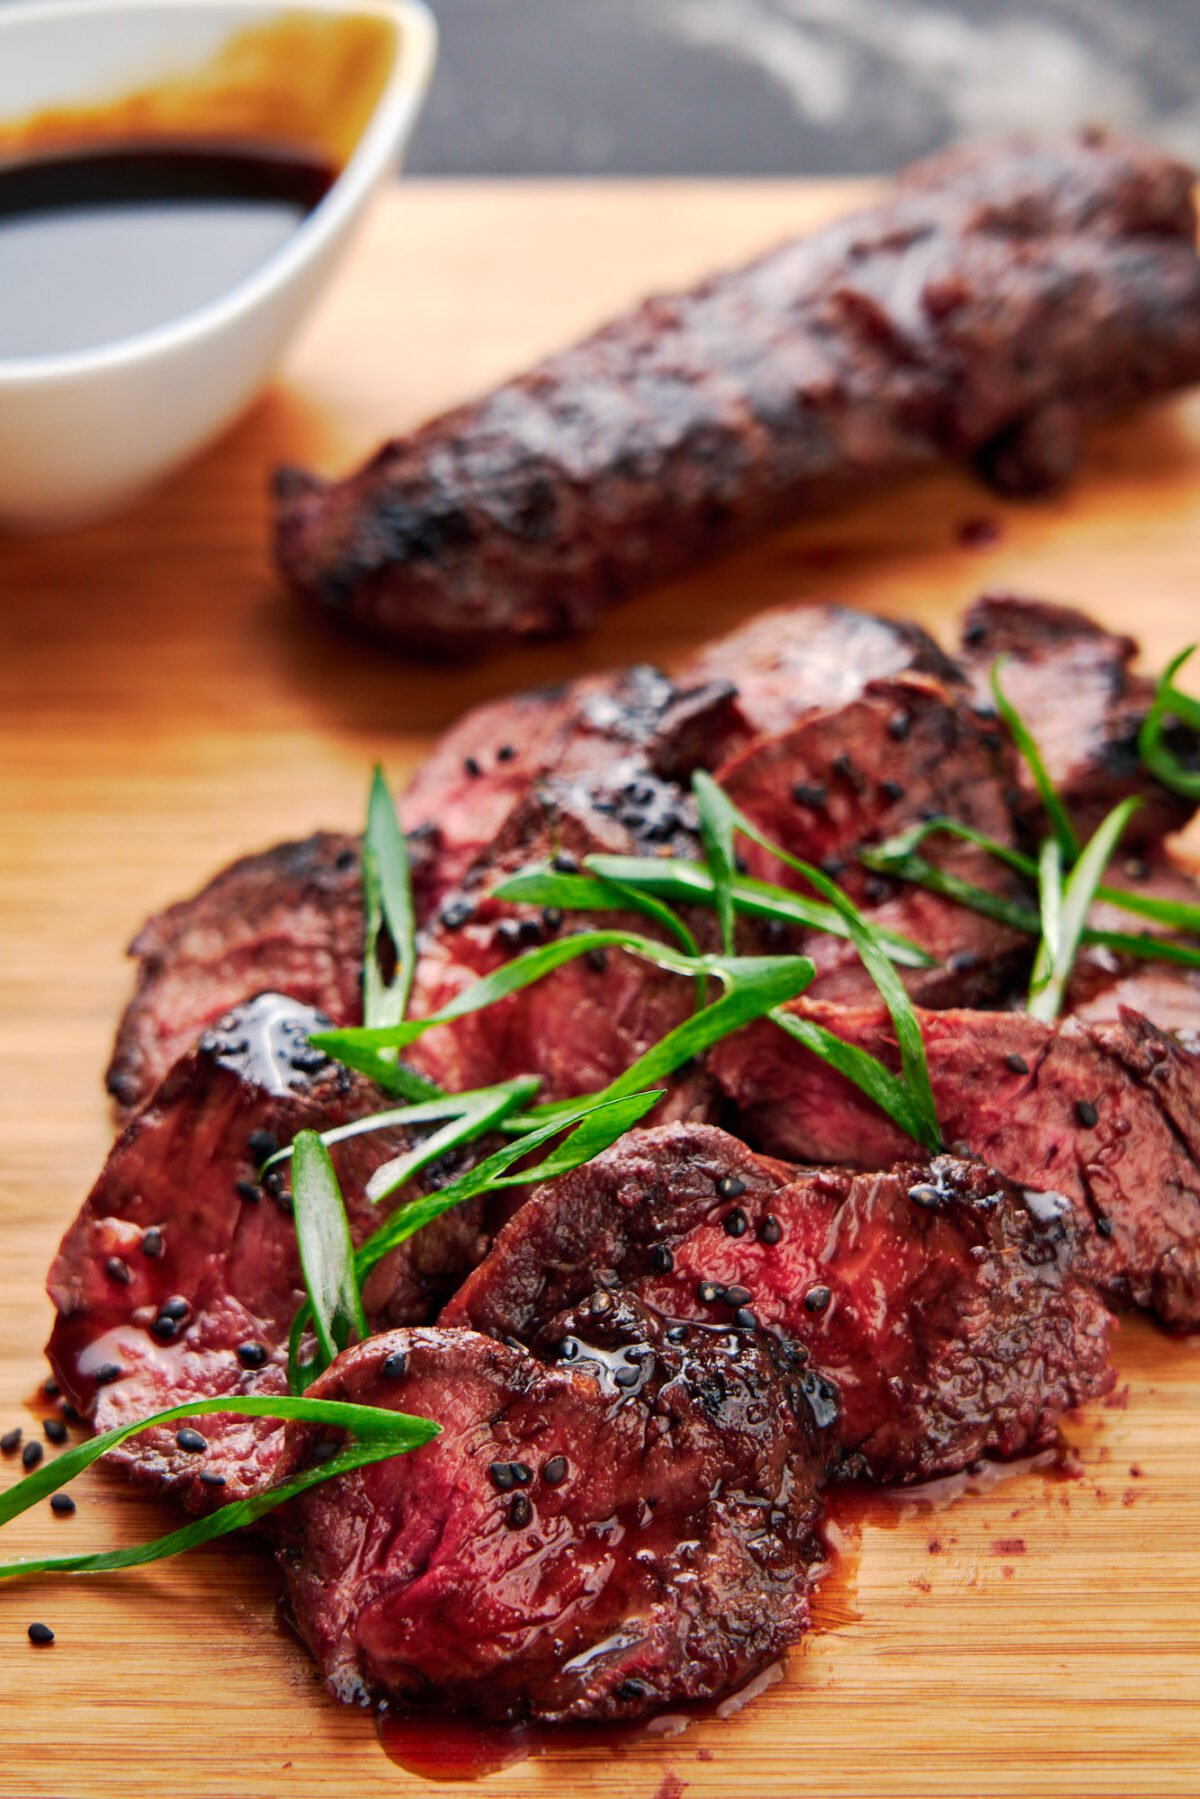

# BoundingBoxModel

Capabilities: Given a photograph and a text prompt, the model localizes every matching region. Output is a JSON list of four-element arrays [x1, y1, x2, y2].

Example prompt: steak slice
[[680, 601, 961, 741], [1064, 850, 1200, 1048], [274, 132, 1200, 660], [445, 1124, 1112, 1484], [402, 664, 744, 905], [49, 994, 491, 1509], [714, 672, 1032, 1007], [711, 999, 1200, 1328], [957, 594, 1197, 844], [106, 833, 368, 1117], [273, 1304, 827, 1722], [405, 779, 717, 1120]]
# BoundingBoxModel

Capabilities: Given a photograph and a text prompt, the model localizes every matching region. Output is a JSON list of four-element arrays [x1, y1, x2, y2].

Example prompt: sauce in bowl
[[0, 138, 336, 359]]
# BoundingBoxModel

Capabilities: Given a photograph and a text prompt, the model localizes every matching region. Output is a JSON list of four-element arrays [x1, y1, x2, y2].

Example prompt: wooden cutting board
[[1, 180, 1198, 1799]]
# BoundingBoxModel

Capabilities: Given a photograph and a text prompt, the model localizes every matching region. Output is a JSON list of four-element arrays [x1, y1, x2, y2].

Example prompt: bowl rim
[[0, 0, 436, 386]]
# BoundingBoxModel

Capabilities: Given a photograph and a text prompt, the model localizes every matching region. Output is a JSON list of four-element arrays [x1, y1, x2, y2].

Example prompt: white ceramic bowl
[[0, 0, 436, 530]]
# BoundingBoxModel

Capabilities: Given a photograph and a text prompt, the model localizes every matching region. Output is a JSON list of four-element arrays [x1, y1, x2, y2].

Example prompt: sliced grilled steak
[[957, 594, 1198, 843], [402, 664, 744, 903], [106, 834, 366, 1115], [273, 1305, 827, 1721], [446, 1124, 1112, 1484], [1066, 850, 1200, 1046], [50, 994, 491, 1509], [681, 602, 960, 741], [405, 780, 718, 1120], [715, 672, 1032, 1008], [711, 999, 1200, 1328], [274, 133, 1200, 659]]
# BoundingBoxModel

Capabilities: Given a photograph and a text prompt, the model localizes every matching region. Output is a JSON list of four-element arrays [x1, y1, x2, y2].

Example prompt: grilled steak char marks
[[50, 995, 493, 1508], [273, 1305, 827, 1722], [711, 1000, 1200, 1329], [715, 671, 1033, 1007], [274, 132, 1200, 659], [446, 1124, 1113, 1485], [957, 595, 1199, 843]]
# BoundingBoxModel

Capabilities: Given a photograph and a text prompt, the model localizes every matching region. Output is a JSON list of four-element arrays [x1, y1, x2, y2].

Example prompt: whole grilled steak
[[957, 594, 1198, 843], [50, 995, 491, 1508], [273, 1305, 828, 1721], [711, 1000, 1200, 1328], [274, 133, 1200, 659], [445, 1125, 1113, 1484]]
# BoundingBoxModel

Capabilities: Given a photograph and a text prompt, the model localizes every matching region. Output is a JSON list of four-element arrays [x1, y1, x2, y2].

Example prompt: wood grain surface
[[1, 180, 1199, 1799]]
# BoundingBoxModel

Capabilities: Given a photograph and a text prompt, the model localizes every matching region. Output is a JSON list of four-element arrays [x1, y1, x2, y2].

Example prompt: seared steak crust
[[273, 1305, 827, 1721], [446, 1124, 1113, 1483], [274, 133, 1200, 659]]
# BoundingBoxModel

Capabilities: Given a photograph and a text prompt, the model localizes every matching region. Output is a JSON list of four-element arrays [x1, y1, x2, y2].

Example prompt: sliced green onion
[[362, 766, 417, 1032], [693, 769, 738, 955], [492, 866, 701, 960], [0, 1394, 437, 1580], [289, 1132, 369, 1391], [991, 657, 1080, 862], [364, 1077, 539, 1204], [1139, 644, 1200, 801], [1028, 798, 1141, 1023], [769, 1008, 936, 1149]]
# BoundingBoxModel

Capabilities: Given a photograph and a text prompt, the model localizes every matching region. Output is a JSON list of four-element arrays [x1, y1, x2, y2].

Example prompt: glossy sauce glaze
[[0, 138, 335, 359]]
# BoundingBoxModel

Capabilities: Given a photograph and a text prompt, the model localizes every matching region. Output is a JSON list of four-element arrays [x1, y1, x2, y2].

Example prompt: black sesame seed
[[1096, 1214, 1114, 1238], [696, 1281, 725, 1305], [382, 1350, 409, 1380], [27, 1623, 54, 1645], [790, 782, 827, 809], [1123, 857, 1149, 883], [820, 856, 845, 880], [649, 1244, 675, 1274], [160, 1296, 190, 1322], [236, 1342, 268, 1370], [49, 1493, 75, 1517], [61, 1404, 80, 1424], [832, 751, 854, 780], [908, 1183, 942, 1210], [175, 1428, 208, 1454], [516, 917, 542, 946], [235, 1179, 261, 1205], [440, 898, 475, 930], [463, 756, 482, 778], [864, 875, 890, 905], [804, 1285, 832, 1314], [198, 1471, 227, 1488], [552, 852, 579, 874], [22, 1440, 43, 1470], [150, 1315, 180, 1343], [949, 950, 979, 974], [263, 1168, 285, 1198], [557, 1337, 579, 1361], [93, 1362, 122, 1386], [1, 1427, 21, 1454], [716, 1174, 746, 1199], [882, 779, 906, 802], [733, 1307, 759, 1330], [541, 907, 563, 932], [140, 1228, 164, 1258], [489, 1461, 516, 1492], [507, 1493, 532, 1529], [105, 1255, 132, 1285], [247, 1130, 279, 1165], [888, 710, 912, 742], [722, 1207, 748, 1238], [585, 948, 608, 974], [510, 1463, 532, 1486], [758, 1215, 783, 1246], [1076, 1100, 1099, 1129], [723, 1284, 752, 1307], [43, 1379, 59, 1399], [613, 1366, 641, 1389], [541, 1454, 568, 1487], [616, 1679, 647, 1701], [665, 1324, 689, 1344], [1005, 1053, 1029, 1076], [43, 1418, 67, 1445], [496, 744, 516, 763]]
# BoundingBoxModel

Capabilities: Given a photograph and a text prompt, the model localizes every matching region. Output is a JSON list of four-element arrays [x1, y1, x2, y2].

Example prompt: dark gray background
[[406, 0, 1200, 176]]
